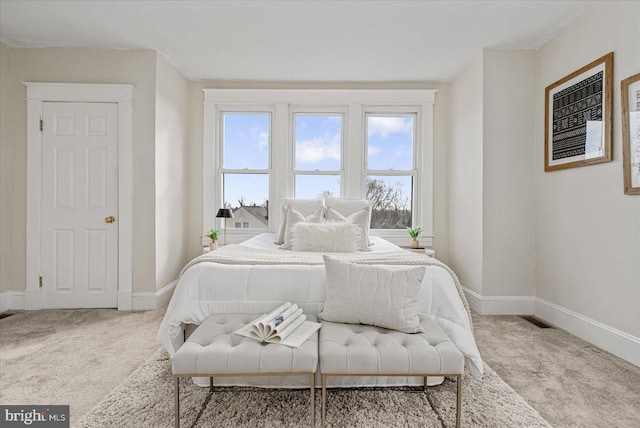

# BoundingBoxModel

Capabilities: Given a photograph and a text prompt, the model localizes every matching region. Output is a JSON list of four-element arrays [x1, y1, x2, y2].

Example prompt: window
[[293, 112, 343, 198], [204, 89, 435, 244], [366, 114, 416, 229], [220, 112, 270, 230]]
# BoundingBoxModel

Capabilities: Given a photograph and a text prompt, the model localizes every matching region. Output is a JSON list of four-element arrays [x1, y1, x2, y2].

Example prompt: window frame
[[216, 106, 273, 234], [203, 89, 436, 246], [364, 109, 420, 233]]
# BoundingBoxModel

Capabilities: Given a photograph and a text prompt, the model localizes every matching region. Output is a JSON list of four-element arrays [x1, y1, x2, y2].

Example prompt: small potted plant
[[406, 226, 423, 249], [207, 228, 221, 251]]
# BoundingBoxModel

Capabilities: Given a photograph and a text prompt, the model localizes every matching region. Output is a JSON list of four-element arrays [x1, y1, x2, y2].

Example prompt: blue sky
[[222, 113, 269, 207], [221, 113, 414, 208], [295, 114, 342, 171], [367, 116, 414, 170], [223, 113, 269, 170]]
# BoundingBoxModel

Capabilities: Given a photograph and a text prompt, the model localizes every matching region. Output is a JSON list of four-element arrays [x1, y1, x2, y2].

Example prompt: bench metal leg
[[174, 376, 180, 428], [320, 373, 461, 428], [173, 373, 315, 426], [456, 374, 462, 428], [310, 373, 315, 427], [321, 374, 327, 428]]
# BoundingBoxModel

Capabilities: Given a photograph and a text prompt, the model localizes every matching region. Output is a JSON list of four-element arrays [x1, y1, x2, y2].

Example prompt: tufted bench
[[172, 314, 319, 428], [319, 317, 464, 428]]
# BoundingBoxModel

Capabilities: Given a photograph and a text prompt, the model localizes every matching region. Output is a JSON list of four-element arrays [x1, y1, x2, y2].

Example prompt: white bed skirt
[[192, 373, 446, 389]]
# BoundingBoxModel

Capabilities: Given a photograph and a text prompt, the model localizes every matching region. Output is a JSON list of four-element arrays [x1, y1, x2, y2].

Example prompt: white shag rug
[[77, 348, 551, 428]]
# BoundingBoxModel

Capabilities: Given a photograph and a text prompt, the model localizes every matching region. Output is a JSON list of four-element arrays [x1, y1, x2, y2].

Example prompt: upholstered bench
[[172, 314, 319, 428], [319, 317, 464, 428]]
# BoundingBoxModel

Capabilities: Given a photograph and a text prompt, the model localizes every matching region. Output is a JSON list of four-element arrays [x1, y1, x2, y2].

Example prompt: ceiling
[[0, 0, 595, 82]]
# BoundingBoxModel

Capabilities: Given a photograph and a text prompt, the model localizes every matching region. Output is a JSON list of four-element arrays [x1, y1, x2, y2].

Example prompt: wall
[[449, 54, 484, 294], [187, 83, 205, 261], [185, 81, 452, 263], [0, 42, 15, 293], [535, 2, 640, 337], [448, 49, 537, 302], [482, 49, 536, 297], [2, 47, 158, 294], [432, 85, 451, 265], [155, 55, 190, 290]]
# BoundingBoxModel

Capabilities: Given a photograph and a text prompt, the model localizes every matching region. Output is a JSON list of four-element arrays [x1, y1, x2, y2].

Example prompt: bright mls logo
[[1, 405, 69, 427]]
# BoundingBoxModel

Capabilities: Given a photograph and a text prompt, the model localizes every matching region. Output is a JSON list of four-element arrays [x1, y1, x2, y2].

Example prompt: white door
[[41, 102, 119, 308]]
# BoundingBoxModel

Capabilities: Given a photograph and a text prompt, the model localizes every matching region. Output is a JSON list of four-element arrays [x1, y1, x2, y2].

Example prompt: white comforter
[[157, 234, 483, 383]]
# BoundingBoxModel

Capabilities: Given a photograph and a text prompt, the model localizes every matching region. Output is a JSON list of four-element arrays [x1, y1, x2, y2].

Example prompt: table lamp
[[216, 208, 234, 246]]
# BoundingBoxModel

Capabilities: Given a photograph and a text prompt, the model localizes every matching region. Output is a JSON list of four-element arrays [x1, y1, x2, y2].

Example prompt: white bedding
[[157, 233, 483, 386], [240, 231, 403, 253]]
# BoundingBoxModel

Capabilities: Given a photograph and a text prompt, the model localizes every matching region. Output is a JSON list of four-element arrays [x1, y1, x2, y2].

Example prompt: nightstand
[[400, 246, 435, 257]]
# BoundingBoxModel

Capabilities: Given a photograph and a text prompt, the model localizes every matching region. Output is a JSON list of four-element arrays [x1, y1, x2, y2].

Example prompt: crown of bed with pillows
[[275, 197, 373, 252]]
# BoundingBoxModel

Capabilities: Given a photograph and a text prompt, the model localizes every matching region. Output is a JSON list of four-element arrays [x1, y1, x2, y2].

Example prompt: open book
[[233, 302, 321, 348]]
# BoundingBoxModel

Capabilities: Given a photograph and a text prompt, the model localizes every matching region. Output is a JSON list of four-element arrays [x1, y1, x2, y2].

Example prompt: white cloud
[[368, 117, 413, 138], [258, 131, 268, 151], [296, 133, 341, 164], [393, 148, 411, 159], [368, 145, 381, 157], [247, 127, 269, 151]]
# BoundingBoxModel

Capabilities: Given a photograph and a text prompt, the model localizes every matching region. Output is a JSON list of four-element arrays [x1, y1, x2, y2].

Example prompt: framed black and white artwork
[[545, 52, 613, 172], [621, 72, 640, 195]]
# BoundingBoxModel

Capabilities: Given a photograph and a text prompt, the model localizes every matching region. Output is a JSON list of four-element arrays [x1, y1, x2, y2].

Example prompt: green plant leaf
[[207, 228, 221, 241], [406, 226, 422, 239]]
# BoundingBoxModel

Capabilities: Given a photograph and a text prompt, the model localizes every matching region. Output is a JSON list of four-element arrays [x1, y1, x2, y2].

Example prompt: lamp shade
[[216, 208, 234, 218]]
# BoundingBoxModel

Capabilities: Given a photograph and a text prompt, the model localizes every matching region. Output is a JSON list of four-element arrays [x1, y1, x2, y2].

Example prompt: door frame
[[24, 82, 134, 310]]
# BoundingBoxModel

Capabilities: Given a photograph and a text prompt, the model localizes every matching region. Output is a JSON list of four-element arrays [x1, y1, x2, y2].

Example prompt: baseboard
[[131, 279, 177, 311], [462, 289, 640, 367], [0, 291, 26, 312], [24, 289, 41, 310], [0, 292, 8, 312], [156, 280, 177, 308], [118, 290, 132, 311], [462, 287, 535, 315], [463, 287, 483, 313], [535, 298, 640, 367], [1, 282, 177, 312]]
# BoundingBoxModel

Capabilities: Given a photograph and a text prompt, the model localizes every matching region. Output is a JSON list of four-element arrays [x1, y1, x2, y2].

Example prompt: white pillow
[[275, 198, 325, 245], [321, 256, 426, 333], [280, 205, 323, 249], [291, 223, 359, 253], [324, 197, 370, 215], [325, 206, 370, 251], [324, 197, 372, 245]]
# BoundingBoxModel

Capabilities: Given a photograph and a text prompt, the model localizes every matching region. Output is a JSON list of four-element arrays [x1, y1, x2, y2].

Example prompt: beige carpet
[[0, 309, 164, 421], [77, 348, 551, 428], [4, 309, 637, 426], [473, 315, 640, 428]]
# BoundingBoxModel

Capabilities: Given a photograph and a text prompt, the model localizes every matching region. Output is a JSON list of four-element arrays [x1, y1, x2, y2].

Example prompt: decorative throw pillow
[[321, 256, 425, 333], [324, 197, 372, 245], [291, 223, 359, 253], [280, 205, 323, 249], [275, 198, 325, 245], [325, 206, 370, 251]]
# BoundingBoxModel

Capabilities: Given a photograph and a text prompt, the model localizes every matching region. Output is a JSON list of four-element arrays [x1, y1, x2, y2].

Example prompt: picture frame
[[621, 72, 640, 195], [545, 52, 613, 172]]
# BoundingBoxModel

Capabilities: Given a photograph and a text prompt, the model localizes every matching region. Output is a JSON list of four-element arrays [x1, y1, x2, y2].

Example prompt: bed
[[157, 232, 483, 387]]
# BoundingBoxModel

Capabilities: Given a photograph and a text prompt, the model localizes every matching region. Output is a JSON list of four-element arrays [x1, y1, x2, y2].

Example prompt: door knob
[[105, 216, 116, 223]]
